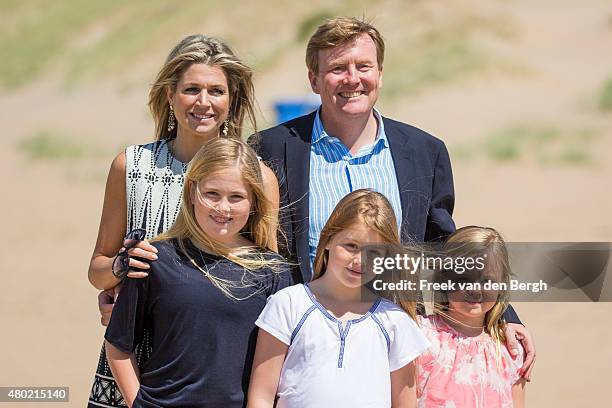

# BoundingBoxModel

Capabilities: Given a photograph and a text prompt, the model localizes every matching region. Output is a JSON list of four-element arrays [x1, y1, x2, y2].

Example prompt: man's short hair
[[306, 17, 385, 74]]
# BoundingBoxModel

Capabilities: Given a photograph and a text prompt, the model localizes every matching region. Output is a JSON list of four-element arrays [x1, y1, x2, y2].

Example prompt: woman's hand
[[121, 239, 158, 279], [98, 240, 158, 327]]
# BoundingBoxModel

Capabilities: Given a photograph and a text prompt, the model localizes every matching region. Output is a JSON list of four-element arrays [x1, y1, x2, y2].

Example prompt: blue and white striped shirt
[[308, 108, 403, 267]]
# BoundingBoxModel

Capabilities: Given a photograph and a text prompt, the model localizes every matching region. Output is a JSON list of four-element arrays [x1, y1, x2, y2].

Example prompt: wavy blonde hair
[[312, 189, 419, 320], [149, 34, 257, 141], [155, 138, 281, 298], [434, 226, 511, 343]]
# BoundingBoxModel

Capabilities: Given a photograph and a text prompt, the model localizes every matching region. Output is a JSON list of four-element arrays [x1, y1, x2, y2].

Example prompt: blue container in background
[[274, 99, 319, 124]]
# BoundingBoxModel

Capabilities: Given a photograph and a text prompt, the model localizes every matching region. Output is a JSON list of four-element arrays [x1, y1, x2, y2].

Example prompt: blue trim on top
[[303, 284, 336, 322], [302, 284, 383, 368], [290, 305, 317, 344], [302, 284, 381, 324], [351, 298, 382, 324], [337, 320, 352, 368], [371, 313, 391, 353]]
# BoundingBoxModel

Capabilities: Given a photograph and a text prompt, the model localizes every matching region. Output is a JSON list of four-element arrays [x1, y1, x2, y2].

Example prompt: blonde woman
[[105, 138, 291, 407], [88, 35, 279, 407], [417, 226, 526, 407], [248, 190, 429, 408]]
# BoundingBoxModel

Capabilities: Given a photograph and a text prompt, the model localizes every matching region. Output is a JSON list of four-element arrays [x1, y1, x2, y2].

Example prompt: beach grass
[[598, 77, 612, 111], [296, 10, 337, 42], [18, 130, 87, 160], [0, 0, 123, 89], [380, 11, 514, 99], [452, 125, 598, 165], [0, 0, 514, 97]]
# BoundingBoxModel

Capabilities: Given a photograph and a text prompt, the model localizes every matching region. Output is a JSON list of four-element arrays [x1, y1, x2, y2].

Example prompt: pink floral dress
[[417, 315, 523, 408]]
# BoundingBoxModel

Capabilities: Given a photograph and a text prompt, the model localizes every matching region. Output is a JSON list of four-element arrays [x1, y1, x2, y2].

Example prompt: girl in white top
[[248, 189, 430, 408]]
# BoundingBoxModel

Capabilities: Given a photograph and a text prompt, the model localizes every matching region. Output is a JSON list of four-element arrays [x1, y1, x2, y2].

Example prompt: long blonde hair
[[312, 189, 418, 320], [149, 34, 257, 141], [435, 226, 511, 343], [155, 138, 281, 297]]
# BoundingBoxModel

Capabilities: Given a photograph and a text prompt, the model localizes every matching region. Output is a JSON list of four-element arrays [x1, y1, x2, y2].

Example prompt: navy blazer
[[251, 111, 456, 283], [251, 111, 522, 325]]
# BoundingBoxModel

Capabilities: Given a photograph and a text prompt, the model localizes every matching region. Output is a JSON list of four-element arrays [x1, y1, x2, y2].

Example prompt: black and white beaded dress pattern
[[88, 140, 187, 407]]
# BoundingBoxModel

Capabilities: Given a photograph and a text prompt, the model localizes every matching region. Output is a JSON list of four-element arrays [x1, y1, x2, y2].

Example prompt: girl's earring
[[167, 105, 176, 132], [222, 119, 229, 136]]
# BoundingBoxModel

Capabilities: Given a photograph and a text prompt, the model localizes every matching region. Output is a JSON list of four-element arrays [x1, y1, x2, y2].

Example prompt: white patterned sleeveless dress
[[88, 139, 187, 407]]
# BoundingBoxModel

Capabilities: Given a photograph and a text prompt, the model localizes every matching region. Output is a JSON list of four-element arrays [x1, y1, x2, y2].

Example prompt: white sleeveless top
[[125, 139, 188, 239]]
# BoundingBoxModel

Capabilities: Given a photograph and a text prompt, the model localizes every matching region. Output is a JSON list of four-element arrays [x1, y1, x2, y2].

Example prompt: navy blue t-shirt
[[105, 238, 292, 408]]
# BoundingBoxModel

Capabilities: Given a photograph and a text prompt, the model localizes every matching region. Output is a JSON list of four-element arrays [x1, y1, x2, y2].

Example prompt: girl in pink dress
[[417, 226, 526, 408]]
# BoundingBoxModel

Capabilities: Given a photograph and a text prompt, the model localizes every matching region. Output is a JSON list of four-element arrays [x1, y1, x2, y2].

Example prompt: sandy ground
[[1, 0, 611, 406]]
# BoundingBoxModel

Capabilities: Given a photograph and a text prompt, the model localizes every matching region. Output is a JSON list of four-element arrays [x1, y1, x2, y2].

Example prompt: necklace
[[437, 313, 486, 337], [190, 246, 266, 301], [191, 247, 222, 278]]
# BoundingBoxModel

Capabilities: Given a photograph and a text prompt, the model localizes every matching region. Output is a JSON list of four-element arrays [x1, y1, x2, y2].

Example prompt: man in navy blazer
[[252, 18, 454, 284], [251, 17, 536, 379], [254, 111, 454, 284]]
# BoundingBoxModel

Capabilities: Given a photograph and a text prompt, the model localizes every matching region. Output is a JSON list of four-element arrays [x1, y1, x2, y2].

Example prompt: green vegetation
[[385, 41, 486, 99], [0, 0, 123, 88], [250, 9, 338, 72], [453, 125, 598, 165], [1, 0, 518, 94], [18, 130, 86, 160], [449, 144, 475, 161], [296, 10, 337, 42], [0, 0, 221, 88], [15, 129, 113, 184], [484, 127, 525, 161], [485, 126, 565, 161], [66, 0, 217, 84], [381, 12, 515, 99], [558, 145, 590, 164], [598, 77, 612, 111], [249, 42, 292, 73]]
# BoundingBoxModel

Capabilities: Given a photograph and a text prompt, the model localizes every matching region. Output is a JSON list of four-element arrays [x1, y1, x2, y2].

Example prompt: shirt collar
[[311, 106, 389, 148]]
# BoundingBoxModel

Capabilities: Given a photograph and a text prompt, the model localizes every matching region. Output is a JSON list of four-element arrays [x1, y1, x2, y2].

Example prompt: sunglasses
[[112, 228, 147, 280]]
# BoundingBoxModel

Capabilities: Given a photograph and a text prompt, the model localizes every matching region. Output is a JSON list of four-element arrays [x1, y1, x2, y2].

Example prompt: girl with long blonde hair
[[104, 138, 290, 407], [417, 226, 526, 407]]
